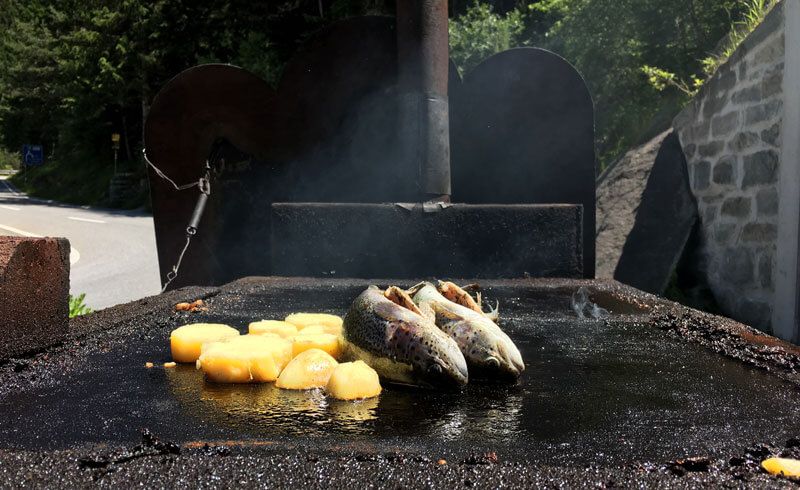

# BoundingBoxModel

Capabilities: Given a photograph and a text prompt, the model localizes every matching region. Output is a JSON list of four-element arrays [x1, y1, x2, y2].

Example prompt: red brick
[[0, 237, 70, 360]]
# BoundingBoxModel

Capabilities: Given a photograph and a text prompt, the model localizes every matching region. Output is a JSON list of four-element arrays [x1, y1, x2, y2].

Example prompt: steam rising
[[571, 287, 609, 319]]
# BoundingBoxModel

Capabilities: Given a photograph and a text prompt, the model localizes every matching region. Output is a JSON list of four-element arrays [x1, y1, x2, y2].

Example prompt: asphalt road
[[0, 175, 161, 310]]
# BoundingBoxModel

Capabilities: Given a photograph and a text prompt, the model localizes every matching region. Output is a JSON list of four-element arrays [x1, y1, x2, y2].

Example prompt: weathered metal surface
[[270, 203, 583, 278], [0, 277, 799, 487], [614, 132, 698, 294], [450, 48, 596, 278], [144, 19, 404, 290], [144, 64, 281, 289], [396, 0, 451, 200], [144, 19, 598, 287]]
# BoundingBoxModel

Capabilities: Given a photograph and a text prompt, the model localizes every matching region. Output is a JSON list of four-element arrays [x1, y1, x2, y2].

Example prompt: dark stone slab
[[614, 132, 698, 294], [721, 196, 752, 217], [271, 203, 582, 278], [743, 150, 779, 187], [450, 48, 595, 278], [0, 237, 70, 360], [145, 20, 598, 287]]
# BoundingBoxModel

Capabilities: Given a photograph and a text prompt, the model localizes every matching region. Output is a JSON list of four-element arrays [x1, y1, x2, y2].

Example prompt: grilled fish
[[340, 286, 469, 388], [409, 282, 524, 380]]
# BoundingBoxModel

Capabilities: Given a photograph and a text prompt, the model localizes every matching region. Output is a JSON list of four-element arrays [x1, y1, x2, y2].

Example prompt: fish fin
[[405, 282, 428, 297], [486, 301, 499, 323], [476, 291, 482, 309], [384, 286, 423, 315]]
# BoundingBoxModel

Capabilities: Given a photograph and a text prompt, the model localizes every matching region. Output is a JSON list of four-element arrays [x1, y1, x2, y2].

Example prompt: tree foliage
[[0, 0, 760, 199]]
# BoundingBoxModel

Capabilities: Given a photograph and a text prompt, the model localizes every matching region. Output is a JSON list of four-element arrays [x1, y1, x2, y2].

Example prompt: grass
[[9, 153, 149, 209], [0, 148, 20, 170], [69, 293, 93, 317], [703, 0, 776, 76], [643, 0, 777, 97]]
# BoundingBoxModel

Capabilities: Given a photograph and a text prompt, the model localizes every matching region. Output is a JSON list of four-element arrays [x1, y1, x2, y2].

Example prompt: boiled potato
[[276, 348, 339, 390], [196, 334, 292, 383], [285, 313, 342, 332], [298, 324, 342, 336], [291, 333, 341, 360], [762, 457, 800, 477], [249, 320, 298, 338], [170, 323, 240, 363], [324, 360, 381, 400]]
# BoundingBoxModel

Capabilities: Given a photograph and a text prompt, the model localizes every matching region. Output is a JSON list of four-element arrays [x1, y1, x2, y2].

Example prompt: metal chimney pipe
[[396, 0, 451, 202]]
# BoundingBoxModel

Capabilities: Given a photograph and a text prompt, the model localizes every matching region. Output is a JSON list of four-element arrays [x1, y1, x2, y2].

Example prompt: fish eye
[[485, 357, 500, 369], [427, 364, 443, 375]]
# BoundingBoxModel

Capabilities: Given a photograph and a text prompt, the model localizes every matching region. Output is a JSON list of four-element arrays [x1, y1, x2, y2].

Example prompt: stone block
[[698, 141, 724, 158], [703, 94, 729, 119], [739, 60, 747, 81], [0, 237, 70, 360], [714, 223, 737, 244], [712, 155, 736, 185], [745, 99, 782, 125], [741, 223, 777, 242], [761, 122, 780, 146], [759, 253, 773, 289], [710, 70, 737, 93], [703, 204, 718, 224], [742, 150, 778, 188], [731, 86, 761, 104], [614, 132, 697, 294], [672, 102, 697, 129], [761, 69, 783, 98], [728, 131, 758, 152], [711, 112, 739, 137], [721, 247, 754, 284], [756, 188, 778, 216], [753, 32, 785, 65], [693, 161, 711, 190], [721, 196, 752, 218], [683, 143, 696, 159]]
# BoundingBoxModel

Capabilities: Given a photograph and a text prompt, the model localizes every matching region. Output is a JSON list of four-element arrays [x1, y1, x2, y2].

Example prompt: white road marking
[[0, 179, 23, 195], [0, 223, 37, 237], [67, 216, 106, 224], [0, 205, 21, 211], [0, 223, 81, 265]]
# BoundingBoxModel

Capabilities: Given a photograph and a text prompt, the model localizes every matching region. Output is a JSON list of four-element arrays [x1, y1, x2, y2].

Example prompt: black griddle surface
[[1, 278, 799, 467], [1, 277, 799, 487]]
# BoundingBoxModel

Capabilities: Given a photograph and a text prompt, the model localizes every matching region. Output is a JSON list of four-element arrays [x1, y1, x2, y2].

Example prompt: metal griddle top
[[1, 278, 798, 468]]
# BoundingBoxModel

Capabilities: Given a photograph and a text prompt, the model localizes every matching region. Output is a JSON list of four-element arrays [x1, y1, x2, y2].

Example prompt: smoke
[[571, 286, 609, 319]]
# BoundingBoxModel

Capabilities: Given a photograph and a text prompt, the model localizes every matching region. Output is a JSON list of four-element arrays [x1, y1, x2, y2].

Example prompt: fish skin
[[340, 286, 468, 388], [411, 282, 525, 380]]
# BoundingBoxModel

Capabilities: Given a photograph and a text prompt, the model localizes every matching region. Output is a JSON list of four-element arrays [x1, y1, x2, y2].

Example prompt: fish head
[[350, 286, 469, 389], [451, 320, 525, 380], [408, 328, 469, 389]]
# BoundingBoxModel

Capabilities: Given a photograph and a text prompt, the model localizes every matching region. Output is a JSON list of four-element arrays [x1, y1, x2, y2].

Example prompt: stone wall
[[672, 3, 785, 332]]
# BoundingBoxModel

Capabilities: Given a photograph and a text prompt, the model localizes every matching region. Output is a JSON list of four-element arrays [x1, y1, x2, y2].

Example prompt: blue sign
[[22, 145, 43, 165]]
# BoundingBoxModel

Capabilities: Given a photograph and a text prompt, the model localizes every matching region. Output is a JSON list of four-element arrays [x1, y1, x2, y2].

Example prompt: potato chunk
[[297, 324, 342, 336], [324, 360, 381, 400], [276, 348, 339, 390], [170, 323, 240, 363], [197, 334, 292, 383], [291, 333, 341, 360], [762, 457, 800, 477], [249, 320, 298, 338], [285, 313, 342, 332]]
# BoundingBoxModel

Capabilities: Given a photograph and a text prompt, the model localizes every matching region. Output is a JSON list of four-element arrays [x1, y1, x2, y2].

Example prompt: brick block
[[0, 237, 70, 360]]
